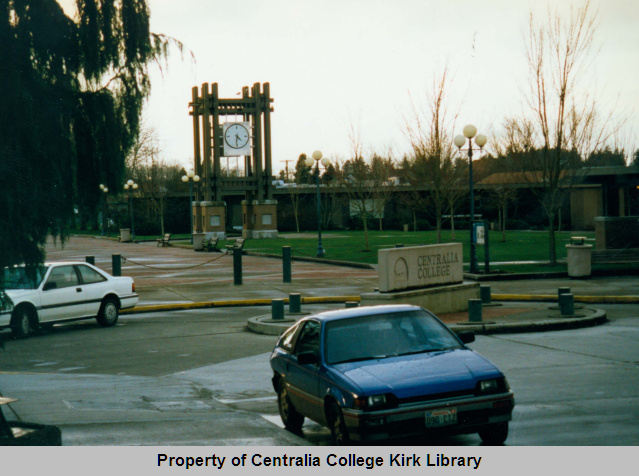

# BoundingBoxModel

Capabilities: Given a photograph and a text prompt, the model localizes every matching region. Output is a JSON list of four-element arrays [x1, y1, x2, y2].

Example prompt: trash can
[[119, 228, 131, 242], [192, 232, 206, 251], [566, 236, 592, 279]]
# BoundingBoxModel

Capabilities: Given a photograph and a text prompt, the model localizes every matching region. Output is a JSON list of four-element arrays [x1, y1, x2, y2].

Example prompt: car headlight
[[0, 294, 14, 312], [476, 377, 509, 395], [354, 394, 397, 410]]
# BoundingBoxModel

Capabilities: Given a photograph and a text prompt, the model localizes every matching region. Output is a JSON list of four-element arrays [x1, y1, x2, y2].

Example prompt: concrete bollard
[[559, 293, 575, 316], [480, 285, 492, 304], [468, 299, 483, 322], [233, 248, 242, 285], [112, 254, 121, 277], [282, 246, 292, 283], [345, 301, 359, 308], [271, 299, 285, 320], [86, 256, 95, 265], [289, 293, 301, 313], [558, 287, 571, 299]]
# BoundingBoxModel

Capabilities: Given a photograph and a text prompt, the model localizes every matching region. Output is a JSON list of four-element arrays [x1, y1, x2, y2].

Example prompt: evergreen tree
[[0, 1, 175, 285], [294, 154, 312, 184], [585, 147, 627, 167]]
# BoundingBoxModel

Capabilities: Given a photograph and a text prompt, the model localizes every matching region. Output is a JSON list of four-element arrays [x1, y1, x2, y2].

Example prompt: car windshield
[[325, 310, 463, 365], [2, 266, 48, 289]]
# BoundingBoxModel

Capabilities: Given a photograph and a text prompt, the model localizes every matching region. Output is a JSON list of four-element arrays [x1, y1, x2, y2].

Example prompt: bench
[[202, 236, 220, 252], [569, 236, 594, 246], [225, 238, 246, 254], [156, 233, 172, 247], [591, 248, 639, 264]]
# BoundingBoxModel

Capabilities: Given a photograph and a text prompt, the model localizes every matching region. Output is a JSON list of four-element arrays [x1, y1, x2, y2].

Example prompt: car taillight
[[132, 282, 136, 292]]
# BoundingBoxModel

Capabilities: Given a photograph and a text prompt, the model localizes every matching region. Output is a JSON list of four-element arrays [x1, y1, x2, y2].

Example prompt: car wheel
[[277, 380, 304, 432], [96, 297, 119, 327], [11, 306, 36, 339], [328, 402, 350, 446], [479, 422, 509, 445]]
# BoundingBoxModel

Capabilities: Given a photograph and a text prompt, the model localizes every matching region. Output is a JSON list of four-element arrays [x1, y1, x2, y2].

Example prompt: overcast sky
[[60, 0, 639, 172]]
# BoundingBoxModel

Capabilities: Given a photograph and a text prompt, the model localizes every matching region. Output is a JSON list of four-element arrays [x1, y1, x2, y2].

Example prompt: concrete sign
[[378, 243, 463, 292]]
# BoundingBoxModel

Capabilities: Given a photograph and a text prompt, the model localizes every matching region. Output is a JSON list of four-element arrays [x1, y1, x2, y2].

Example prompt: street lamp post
[[305, 150, 330, 257], [454, 125, 487, 274], [99, 184, 109, 236], [123, 179, 138, 239], [181, 170, 201, 244]]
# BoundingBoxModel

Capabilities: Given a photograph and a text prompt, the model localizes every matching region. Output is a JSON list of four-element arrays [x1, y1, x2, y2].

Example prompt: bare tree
[[488, 124, 528, 242], [513, 1, 618, 262], [445, 158, 468, 239], [320, 161, 341, 231], [283, 154, 311, 233], [126, 128, 183, 235], [334, 125, 378, 251], [369, 152, 397, 231], [126, 123, 157, 173], [404, 68, 460, 243]]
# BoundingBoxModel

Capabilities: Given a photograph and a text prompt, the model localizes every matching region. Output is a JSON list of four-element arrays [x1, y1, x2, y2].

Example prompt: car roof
[[44, 261, 93, 266], [306, 304, 426, 323], [5, 261, 93, 268]]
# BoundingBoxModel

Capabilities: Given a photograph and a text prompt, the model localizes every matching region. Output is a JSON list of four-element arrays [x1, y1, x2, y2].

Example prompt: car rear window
[[76, 264, 107, 285]]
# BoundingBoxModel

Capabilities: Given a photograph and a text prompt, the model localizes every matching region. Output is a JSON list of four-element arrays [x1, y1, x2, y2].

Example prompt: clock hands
[[225, 124, 248, 149]]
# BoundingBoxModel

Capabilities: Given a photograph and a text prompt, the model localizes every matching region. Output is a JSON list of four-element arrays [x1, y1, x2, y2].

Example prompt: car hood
[[333, 349, 501, 399], [3, 289, 39, 301]]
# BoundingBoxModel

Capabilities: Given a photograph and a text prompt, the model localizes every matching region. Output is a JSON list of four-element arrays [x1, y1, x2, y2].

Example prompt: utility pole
[[280, 160, 294, 181]]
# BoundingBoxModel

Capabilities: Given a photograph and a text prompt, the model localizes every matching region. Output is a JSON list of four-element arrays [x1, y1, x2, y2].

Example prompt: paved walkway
[[43, 236, 639, 334]]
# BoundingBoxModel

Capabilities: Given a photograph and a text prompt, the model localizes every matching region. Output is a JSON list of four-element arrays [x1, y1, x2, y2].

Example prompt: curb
[[492, 294, 639, 304], [247, 315, 299, 335], [122, 292, 639, 315], [244, 251, 376, 269], [165, 242, 376, 269], [466, 271, 567, 281], [466, 268, 639, 281], [246, 308, 608, 336], [448, 308, 607, 334], [121, 296, 362, 315]]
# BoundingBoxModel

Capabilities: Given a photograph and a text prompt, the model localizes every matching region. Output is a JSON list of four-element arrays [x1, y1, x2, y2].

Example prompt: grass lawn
[[75, 228, 635, 275], [236, 229, 592, 270]]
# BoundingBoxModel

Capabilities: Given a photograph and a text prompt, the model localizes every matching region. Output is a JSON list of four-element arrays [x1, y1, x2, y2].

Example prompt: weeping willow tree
[[0, 0, 177, 282]]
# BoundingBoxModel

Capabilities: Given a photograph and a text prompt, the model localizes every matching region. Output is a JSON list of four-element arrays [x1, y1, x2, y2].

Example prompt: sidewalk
[[44, 236, 638, 334]]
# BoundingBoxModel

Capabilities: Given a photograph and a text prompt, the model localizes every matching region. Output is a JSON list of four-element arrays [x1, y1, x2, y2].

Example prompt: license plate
[[425, 408, 457, 428]]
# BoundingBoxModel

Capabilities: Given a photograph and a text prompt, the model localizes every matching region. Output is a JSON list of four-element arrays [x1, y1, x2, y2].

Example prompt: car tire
[[479, 422, 509, 445], [96, 297, 119, 327], [277, 380, 304, 432], [11, 305, 36, 339], [328, 402, 351, 446]]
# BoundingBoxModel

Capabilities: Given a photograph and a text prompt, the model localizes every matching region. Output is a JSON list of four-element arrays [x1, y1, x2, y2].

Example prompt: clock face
[[224, 123, 250, 149]]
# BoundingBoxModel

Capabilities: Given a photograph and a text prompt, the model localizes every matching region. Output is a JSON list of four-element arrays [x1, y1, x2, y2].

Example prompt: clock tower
[[189, 82, 278, 243]]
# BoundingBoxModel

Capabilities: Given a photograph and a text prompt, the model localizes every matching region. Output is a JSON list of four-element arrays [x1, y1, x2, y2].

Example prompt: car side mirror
[[297, 351, 319, 366], [457, 331, 475, 344], [43, 282, 57, 291]]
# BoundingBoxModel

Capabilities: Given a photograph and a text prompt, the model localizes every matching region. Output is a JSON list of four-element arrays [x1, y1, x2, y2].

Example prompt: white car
[[1, 261, 138, 339]]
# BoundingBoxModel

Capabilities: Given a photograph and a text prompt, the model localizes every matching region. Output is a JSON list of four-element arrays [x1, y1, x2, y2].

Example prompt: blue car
[[270, 304, 514, 445]]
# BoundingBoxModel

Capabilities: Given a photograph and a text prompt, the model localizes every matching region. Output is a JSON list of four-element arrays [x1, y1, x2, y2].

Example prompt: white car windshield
[[3, 266, 48, 289], [325, 310, 463, 365]]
